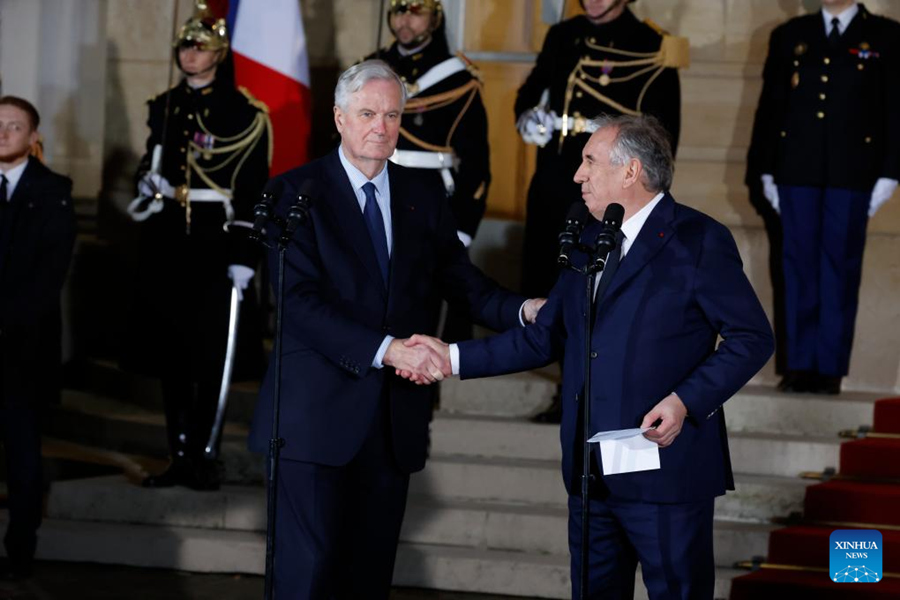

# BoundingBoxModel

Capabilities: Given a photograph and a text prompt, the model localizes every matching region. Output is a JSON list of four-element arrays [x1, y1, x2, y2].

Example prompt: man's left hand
[[641, 393, 688, 448], [522, 298, 547, 324]]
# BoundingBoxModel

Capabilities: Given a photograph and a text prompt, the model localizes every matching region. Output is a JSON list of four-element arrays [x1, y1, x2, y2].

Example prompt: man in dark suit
[[0, 96, 77, 579], [747, 0, 900, 394], [247, 60, 542, 599], [408, 115, 774, 598], [516, 0, 687, 422]]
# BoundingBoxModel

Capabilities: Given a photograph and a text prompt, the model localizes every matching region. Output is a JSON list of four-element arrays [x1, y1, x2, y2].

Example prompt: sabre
[[205, 283, 242, 458]]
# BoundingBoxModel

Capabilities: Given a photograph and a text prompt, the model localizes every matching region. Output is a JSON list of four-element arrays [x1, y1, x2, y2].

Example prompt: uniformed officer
[[123, 2, 271, 489], [517, 0, 687, 422], [368, 0, 490, 342], [747, 0, 900, 394]]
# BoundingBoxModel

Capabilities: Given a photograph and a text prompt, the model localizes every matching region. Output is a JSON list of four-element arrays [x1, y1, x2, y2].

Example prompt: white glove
[[138, 173, 175, 199], [517, 108, 556, 147], [228, 264, 255, 301], [761, 174, 780, 214], [869, 177, 898, 217]]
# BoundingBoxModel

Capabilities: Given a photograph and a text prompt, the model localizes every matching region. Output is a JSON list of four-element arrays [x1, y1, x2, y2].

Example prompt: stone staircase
[[15, 361, 884, 599]]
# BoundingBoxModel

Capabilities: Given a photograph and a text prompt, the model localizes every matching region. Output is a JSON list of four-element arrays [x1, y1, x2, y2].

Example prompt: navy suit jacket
[[248, 150, 526, 474], [459, 194, 774, 503]]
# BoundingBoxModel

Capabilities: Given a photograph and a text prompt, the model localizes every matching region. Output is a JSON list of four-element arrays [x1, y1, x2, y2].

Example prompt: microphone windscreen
[[566, 201, 590, 223], [602, 203, 625, 228], [297, 177, 317, 200]]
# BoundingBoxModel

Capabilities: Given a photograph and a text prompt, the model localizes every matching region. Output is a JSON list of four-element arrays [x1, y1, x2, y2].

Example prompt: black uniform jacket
[[123, 79, 269, 379], [515, 9, 681, 160], [747, 4, 900, 191], [0, 157, 76, 407], [370, 42, 490, 237]]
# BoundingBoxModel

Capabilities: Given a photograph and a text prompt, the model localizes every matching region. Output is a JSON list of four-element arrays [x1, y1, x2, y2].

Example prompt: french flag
[[226, 0, 311, 175]]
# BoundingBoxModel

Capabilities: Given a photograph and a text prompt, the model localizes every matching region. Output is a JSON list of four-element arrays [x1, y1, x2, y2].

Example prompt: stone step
[[430, 412, 843, 476], [46, 475, 772, 568], [12, 513, 741, 599], [441, 375, 883, 432]]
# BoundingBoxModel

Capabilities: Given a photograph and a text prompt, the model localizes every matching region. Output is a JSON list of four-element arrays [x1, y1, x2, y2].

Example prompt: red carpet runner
[[730, 397, 900, 599]]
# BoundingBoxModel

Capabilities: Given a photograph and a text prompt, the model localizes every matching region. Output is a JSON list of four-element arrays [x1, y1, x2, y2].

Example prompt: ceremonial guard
[[369, 0, 490, 342], [747, 0, 900, 394], [516, 0, 687, 422], [124, 3, 271, 490]]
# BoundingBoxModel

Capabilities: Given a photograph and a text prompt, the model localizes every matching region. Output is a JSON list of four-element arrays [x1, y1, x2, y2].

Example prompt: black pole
[[580, 267, 596, 600], [263, 244, 287, 600]]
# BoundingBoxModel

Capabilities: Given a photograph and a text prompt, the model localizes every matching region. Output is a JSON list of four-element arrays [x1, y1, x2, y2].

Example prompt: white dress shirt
[[0, 158, 30, 201], [822, 2, 858, 36]]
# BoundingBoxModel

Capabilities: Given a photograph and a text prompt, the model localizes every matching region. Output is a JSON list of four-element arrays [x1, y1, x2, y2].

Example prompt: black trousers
[[273, 398, 410, 599], [0, 405, 43, 568]]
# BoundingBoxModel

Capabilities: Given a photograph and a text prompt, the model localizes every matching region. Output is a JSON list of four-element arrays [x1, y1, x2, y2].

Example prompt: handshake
[[383, 298, 547, 385]]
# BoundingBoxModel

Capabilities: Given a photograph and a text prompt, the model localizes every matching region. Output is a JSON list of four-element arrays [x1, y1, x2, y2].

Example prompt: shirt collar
[[822, 2, 859, 34], [338, 145, 389, 195], [619, 192, 665, 256], [0, 157, 30, 200]]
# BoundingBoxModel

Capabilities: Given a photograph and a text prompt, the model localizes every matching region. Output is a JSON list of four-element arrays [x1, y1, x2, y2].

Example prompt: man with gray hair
[[248, 59, 544, 599], [406, 114, 774, 598]]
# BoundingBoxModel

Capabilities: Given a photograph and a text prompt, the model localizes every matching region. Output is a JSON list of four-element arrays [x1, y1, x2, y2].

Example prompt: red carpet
[[730, 569, 900, 599], [730, 397, 900, 599], [873, 397, 900, 433]]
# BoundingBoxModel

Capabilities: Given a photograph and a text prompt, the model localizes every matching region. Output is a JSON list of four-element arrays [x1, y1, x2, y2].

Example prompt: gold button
[[180, 147, 186, 153], [824, 57, 831, 65], [780, 131, 787, 138], [865, 136, 872, 143], [187, 114, 193, 120], [183, 130, 189, 135], [793, 60, 799, 66], [819, 93, 826, 100], [180, 165, 186, 170], [576, 91, 583, 98], [817, 111, 825, 119], [821, 75, 829, 82], [858, 63, 865, 71]]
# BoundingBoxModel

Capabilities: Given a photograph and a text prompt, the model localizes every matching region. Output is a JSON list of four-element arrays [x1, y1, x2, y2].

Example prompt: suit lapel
[[596, 193, 676, 311], [322, 151, 387, 296]]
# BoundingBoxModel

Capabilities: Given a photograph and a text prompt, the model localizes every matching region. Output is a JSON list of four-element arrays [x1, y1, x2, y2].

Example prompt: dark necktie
[[0, 175, 8, 224], [828, 17, 841, 47], [594, 230, 626, 304], [362, 182, 390, 285]]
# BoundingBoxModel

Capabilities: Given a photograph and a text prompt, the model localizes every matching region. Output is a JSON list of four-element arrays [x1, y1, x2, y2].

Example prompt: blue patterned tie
[[362, 182, 390, 285]]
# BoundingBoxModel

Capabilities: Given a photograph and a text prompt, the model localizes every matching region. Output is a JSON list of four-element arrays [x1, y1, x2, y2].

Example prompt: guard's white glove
[[228, 264, 255, 301], [869, 177, 898, 217], [517, 108, 556, 147], [138, 173, 175, 199], [761, 174, 780, 214]]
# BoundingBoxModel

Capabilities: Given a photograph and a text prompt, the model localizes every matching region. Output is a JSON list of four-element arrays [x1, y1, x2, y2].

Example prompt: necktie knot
[[362, 181, 377, 201], [828, 17, 842, 46]]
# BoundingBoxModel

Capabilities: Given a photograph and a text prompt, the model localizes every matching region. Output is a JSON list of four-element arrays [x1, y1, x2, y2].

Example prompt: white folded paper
[[587, 427, 661, 475]]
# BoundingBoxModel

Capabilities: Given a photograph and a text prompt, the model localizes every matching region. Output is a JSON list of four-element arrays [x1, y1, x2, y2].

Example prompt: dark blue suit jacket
[[248, 150, 526, 474], [459, 194, 774, 502]]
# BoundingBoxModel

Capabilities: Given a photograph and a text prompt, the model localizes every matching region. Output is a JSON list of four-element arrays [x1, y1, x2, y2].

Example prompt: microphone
[[278, 179, 315, 247], [591, 203, 625, 272], [558, 202, 590, 268], [251, 180, 283, 242]]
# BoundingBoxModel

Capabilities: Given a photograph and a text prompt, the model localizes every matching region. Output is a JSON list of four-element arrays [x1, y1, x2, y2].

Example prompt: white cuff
[[518, 300, 529, 327], [373, 335, 395, 369], [456, 231, 473, 248], [450, 343, 460, 376]]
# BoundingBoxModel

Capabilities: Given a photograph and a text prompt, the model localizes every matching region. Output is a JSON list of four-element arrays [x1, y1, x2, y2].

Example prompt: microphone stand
[[560, 236, 618, 600], [254, 197, 309, 600]]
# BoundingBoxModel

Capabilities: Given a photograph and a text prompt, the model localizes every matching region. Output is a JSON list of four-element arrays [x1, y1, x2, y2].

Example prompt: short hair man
[[0, 96, 77, 579], [407, 115, 774, 599], [247, 60, 543, 599]]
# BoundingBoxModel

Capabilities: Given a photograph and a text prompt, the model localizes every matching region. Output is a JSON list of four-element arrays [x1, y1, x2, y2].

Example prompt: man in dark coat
[[0, 96, 77, 579], [247, 60, 543, 599], [371, 0, 491, 342], [124, 6, 270, 490], [747, 0, 900, 394]]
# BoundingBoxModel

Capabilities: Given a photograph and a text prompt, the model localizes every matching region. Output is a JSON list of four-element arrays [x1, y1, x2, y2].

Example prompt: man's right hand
[[760, 174, 780, 214], [138, 173, 175, 199], [516, 108, 555, 147], [383, 338, 450, 385]]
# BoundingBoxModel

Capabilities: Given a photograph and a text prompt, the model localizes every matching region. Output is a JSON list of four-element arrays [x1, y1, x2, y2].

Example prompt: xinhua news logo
[[829, 529, 882, 583]]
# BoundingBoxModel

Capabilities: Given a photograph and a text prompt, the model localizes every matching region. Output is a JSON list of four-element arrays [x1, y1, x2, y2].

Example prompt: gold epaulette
[[238, 86, 270, 113], [456, 51, 484, 83], [643, 18, 669, 36]]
